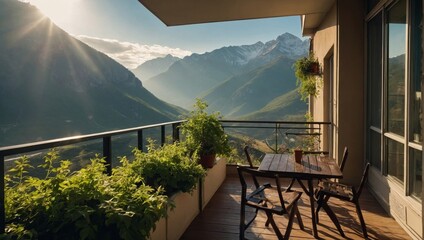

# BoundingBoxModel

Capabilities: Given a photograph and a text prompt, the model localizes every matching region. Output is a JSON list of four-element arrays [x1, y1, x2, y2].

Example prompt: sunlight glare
[[29, 0, 79, 28]]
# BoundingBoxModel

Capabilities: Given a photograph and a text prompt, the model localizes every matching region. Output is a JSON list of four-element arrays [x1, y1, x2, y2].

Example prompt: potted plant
[[294, 52, 322, 101], [181, 99, 231, 168], [130, 141, 206, 196]]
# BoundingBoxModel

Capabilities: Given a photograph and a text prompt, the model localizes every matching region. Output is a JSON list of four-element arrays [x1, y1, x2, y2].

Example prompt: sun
[[28, 0, 78, 27]]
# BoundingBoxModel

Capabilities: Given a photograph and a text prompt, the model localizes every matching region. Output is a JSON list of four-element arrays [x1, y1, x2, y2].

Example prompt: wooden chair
[[237, 165, 304, 240], [339, 146, 349, 172], [315, 163, 371, 239], [243, 145, 256, 168], [243, 146, 263, 189], [315, 146, 348, 198]]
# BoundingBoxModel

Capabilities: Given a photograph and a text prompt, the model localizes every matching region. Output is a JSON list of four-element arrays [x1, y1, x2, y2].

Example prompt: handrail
[[0, 119, 331, 234], [220, 120, 331, 124], [220, 120, 331, 154], [0, 120, 185, 156]]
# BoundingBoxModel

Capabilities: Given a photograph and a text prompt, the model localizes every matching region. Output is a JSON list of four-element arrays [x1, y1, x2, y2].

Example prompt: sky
[[26, 0, 305, 69]]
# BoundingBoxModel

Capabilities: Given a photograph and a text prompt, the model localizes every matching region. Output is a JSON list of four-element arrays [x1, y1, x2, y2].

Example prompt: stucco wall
[[311, 3, 337, 156], [312, 0, 364, 184], [337, 0, 365, 184]]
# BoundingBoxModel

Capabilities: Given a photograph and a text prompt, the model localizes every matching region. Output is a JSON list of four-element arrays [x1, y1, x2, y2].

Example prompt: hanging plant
[[294, 53, 323, 101]]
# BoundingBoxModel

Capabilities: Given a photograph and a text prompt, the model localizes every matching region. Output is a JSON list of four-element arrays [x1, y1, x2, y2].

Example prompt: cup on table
[[294, 149, 303, 163]]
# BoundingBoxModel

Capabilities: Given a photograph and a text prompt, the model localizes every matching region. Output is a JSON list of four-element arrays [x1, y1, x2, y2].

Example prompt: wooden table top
[[258, 153, 343, 180]]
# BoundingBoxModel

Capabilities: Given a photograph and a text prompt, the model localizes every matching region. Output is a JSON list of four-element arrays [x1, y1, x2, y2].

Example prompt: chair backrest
[[243, 146, 261, 188], [237, 166, 286, 210], [340, 146, 348, 172], [243, 145, 255, 168], [356, 163, 371, 198]]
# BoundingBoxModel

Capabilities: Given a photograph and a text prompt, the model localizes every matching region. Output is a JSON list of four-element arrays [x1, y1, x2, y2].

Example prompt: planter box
[[201, 157, 226, 210], [167, 186, 200, 240], [150, 185, 200, 240], [150, 158, 227, 239], [149, 217, 166, 240]]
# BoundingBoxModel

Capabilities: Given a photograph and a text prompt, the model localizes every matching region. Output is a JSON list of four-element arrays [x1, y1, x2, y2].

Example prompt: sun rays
[[28, 0, 79, 27]]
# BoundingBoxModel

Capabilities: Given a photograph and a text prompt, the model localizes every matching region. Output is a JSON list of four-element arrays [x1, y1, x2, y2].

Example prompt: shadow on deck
[[182, 177, 411, 240]]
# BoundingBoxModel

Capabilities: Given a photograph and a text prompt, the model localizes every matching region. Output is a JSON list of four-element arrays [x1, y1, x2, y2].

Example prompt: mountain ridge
[[140, 33, 308, 108], [0, 0, 184, 146]]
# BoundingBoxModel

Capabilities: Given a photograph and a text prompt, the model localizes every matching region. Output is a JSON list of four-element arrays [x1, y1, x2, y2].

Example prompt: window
[[367, 11, 383, 170], [366, 0, 422, 198], [387, 138, 404, 183], [408, 0, 422, 199], [410, 148, 422, 199], [386, 0, 406, 137]]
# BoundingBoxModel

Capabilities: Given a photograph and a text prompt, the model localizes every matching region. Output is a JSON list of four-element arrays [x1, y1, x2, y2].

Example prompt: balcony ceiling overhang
[[138, 0, 335, 34]]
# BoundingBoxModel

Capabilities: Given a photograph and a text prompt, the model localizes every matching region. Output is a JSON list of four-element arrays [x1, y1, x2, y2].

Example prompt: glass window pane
[[410, 0, 423, 144], [368, 13, 382, 128], [410, 148, 422, 199], [370, 130, 382, 169], [386, 138, 404, 183], [386, 0, 406, 136]]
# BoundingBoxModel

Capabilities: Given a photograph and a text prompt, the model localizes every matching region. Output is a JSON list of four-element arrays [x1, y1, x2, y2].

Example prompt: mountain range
[[133, 33, 309, 117], [132, 54, 180, 81], [2, 0, 310, 147], [0, 0, 184, 146]]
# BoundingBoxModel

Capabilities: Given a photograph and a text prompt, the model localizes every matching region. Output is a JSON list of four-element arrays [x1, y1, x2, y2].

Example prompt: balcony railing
[[221, 120, 331, 155], [0, 119, 330, 233]]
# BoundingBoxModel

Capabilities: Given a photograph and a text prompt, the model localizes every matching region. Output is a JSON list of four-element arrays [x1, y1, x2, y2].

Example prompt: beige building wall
[[310, 3, 337, 158], [311, 1, 364, 184]]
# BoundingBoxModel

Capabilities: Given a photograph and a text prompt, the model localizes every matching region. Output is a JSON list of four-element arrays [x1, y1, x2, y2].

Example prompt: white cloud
[[76, 35, 192, 69]]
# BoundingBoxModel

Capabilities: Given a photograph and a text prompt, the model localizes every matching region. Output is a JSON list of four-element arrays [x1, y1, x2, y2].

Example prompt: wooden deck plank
[[181, 177, 411, 240]]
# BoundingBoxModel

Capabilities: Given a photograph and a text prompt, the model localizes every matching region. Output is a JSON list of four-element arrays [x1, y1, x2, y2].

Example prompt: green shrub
[[3, 150, 168, 240], [180, 99, 231, 158], [129, 141, 206, 196]]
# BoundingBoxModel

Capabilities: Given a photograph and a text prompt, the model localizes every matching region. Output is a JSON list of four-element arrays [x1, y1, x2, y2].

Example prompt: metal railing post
[[275, 123, 278, 153], [318, 123, 322, 151], [0, 154, 4, 234], [160, 125, 166, 146], [103, 137, 112, 175], [137, 130, 143, 151], [172, 123, 180, 143]]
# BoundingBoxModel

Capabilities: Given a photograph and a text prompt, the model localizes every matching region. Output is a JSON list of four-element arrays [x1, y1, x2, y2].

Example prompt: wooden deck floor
[[181, 177, 411, 240]]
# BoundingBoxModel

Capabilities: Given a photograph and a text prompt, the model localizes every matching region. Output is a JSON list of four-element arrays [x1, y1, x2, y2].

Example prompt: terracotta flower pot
[[294, 149, 303, 163], [308, 62, 320, 75], [200, 153, 216, 168]]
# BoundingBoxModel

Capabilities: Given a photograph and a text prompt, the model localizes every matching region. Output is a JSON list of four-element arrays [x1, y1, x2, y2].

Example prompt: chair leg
[[265, 212, 284, 240], [239, 202, 246, 240], [355, 202, 368, 239], [315, 192, 324, 224], [316, 195, 330, 223], [245, 208, 260, 229], [286, 178, 296, 191], [293, 204, 304, 230], [296, 179, 309, 193], [320, 200, 345, 237], [283, 205, 297, 240]]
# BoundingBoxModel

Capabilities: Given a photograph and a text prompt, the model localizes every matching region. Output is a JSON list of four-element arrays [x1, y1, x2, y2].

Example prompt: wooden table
[[258, 153, 343, 239]]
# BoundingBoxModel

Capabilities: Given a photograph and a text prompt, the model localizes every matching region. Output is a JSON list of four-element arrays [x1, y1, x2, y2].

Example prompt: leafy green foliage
[[3, 149, 168, 240], [180, 99, 231, 158], [294, 53, 322, 101], [128, 141, 206, 196]]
